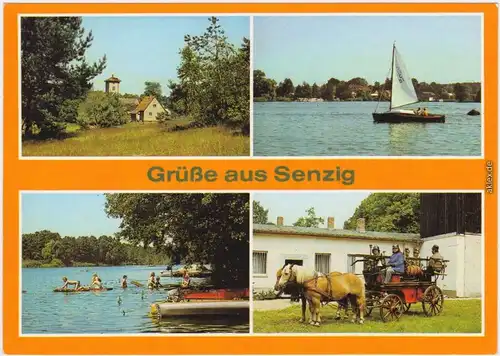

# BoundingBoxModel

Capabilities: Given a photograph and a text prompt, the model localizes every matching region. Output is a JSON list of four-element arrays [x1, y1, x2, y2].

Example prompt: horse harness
[[302, 271, 335, 302]]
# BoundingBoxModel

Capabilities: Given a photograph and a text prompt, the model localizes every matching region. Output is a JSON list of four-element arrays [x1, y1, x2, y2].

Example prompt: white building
[[420, 232, 481, 298], [253, 217, 481, 298]]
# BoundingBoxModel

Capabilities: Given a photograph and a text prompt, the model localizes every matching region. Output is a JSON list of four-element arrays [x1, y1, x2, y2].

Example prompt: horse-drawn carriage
[[350, 249, 449, 322], [274, 246, 449, 326]]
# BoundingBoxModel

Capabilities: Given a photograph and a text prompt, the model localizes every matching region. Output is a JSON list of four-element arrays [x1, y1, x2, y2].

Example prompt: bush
[[77, 91, 128, 128], [22, 260, 43, 268], [156, 111, 171, 124], [60, 99, 81, 124], [42, 258, 65, 268], [253, 289, 278, 300]]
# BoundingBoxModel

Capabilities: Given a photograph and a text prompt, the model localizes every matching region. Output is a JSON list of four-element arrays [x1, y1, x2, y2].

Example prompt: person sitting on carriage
[[403, 247, 411, 271], [381, 245, 405, 284], [368, 245, 382, 269], [427, 245, 445, 274], [365, 245, 383, 285], [408, 247, 422, 268]]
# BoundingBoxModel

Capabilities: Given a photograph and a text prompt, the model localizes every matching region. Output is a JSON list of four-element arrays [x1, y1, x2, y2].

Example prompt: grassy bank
[[22, 260, 108, 268], [22, 120, 249, 156], [253, 299, 481, 333]]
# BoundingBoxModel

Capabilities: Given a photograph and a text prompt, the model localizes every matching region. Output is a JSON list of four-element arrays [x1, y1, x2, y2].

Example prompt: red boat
[[181, 288, 249, 301]]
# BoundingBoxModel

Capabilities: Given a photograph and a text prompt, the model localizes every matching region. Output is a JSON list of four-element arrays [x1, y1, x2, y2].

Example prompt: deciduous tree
[[343, 193, 420, 233], [293, 207, 324, 228], [253, 200, 269, 224], [104, 193, 249, 287]]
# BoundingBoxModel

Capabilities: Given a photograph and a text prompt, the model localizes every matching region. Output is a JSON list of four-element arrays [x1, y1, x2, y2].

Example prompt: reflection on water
[[22, 266, 249, 334], [149, 315, 250, 334], [387, 123, 428, 156], [253, 101, 481, 156]]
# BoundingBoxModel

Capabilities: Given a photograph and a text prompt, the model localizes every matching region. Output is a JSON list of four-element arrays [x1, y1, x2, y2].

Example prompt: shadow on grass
[[164, 121, 250, 137], [22, 130, 80, 142]]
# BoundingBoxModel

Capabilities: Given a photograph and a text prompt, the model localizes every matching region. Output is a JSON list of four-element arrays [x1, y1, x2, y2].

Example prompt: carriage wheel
[[422, 286, 444, 317], [404, 303, 411, 312], [380, 294, 404, 322]]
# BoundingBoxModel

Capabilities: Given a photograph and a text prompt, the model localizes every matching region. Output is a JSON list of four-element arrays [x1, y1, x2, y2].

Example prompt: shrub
[[253, 289, 278, 300], [22, 260, 43, 268], [77, 91, 128, 129], [156, 111, 171, 124]]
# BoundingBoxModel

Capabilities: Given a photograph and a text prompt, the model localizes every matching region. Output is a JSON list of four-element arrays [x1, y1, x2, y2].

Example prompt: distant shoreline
[[253, 97, 480, 104], [21, 261, 167, 269]]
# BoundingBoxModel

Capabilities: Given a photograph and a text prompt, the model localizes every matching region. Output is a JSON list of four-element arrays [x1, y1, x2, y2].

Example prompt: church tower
[[104, 74, 121, 93]]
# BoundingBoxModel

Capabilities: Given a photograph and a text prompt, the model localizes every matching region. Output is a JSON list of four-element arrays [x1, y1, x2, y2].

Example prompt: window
[[315, 253, 331, 274], [285, 259, 303, 266], [153, 104, 157, 108], [149, 112, 152, 116], [347, 255, 356, 274], [253, 251, 267, 274]]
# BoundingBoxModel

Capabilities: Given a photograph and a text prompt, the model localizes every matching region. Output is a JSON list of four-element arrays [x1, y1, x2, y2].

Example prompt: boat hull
[[182, 288, 249, 301], [373, 112, 445, 123], [151, 300, 249, 317]]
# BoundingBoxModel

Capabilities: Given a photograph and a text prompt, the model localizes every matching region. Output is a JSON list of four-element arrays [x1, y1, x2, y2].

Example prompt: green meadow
[[253, 299, 481, 333], [22, 121, 249, 157]]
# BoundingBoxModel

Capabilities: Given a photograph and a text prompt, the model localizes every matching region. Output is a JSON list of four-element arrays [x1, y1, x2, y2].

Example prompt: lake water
[[253, 102, 481, 156], [22, 265, 249, 334]]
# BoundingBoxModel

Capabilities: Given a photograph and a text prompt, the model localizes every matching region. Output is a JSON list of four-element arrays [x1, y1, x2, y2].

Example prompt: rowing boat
[[53, 287, 113, 293]]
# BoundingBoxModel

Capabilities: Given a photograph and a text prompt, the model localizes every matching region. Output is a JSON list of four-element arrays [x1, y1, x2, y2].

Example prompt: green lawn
[[22, 120, 249, 156], [253, 299, 481, 333]]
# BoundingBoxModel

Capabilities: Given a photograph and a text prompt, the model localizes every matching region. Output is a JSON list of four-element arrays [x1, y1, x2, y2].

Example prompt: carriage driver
[[382, 244, 405, 284]]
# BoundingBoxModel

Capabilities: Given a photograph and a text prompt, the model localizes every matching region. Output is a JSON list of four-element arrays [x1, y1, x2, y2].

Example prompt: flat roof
[[253, 224, 421, 242]]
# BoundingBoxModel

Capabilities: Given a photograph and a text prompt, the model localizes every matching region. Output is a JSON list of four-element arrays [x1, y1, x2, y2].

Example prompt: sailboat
[[372, 43, 445, 124]]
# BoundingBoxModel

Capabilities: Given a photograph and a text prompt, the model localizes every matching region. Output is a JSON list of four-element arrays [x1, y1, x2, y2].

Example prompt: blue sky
[[254, 15, 481, 84], [253, 192, 372, 228], [22, 193, 121, 236], [22, 192, 371, 236], [81, 16, 250, 94]]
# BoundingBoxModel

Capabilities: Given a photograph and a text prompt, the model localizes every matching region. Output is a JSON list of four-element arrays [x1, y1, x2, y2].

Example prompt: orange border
[[3, 2, 498, 355]]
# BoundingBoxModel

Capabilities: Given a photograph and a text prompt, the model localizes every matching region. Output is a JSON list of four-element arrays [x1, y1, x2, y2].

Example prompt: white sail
[[391, 46, 419, 109]]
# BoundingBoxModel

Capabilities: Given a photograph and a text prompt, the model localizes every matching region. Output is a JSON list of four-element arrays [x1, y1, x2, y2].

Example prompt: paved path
[[253, 299, 303, 311], [253, 297, 481, 312]]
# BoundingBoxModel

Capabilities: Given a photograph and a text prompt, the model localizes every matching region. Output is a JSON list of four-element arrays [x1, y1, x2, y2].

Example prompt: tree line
[[22, 230, 171, 268], [253, 193, 421, 234], [254, 69, 481, 103], [21, 16, 249, 140]]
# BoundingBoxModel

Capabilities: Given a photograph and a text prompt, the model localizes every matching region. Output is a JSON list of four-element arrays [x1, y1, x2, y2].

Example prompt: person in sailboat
[[414, 107, 422, 115], [423, 108, 429, 116]]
